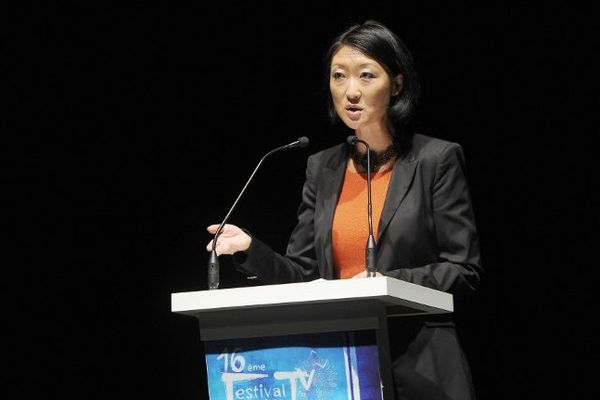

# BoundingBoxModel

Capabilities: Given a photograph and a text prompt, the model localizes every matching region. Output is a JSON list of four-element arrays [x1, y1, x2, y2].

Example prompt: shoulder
[[408, 133, 466, 166], [306, 142, 346, 169]]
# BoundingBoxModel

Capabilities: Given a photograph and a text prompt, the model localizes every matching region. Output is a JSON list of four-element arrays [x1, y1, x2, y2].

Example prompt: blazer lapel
[[377, 157, 419, 243], [319, 148, 347, 277]]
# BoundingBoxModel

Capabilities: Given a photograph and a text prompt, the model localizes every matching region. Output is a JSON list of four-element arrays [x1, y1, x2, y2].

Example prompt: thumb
[[207, 224, 220, 234]]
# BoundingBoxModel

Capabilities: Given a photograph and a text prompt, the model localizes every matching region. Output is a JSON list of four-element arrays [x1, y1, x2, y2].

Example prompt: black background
[[5, 1, 598, 399]]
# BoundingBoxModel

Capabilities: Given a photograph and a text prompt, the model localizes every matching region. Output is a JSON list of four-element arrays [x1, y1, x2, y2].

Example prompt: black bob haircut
[[325, 20, 421, 131]]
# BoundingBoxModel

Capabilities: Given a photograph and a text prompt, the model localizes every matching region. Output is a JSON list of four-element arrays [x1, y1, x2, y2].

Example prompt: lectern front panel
[[203, 330, 382, 400]]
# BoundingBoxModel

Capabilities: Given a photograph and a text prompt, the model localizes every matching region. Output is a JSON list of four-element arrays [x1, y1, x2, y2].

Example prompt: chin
[[340, 118, 360, 130]]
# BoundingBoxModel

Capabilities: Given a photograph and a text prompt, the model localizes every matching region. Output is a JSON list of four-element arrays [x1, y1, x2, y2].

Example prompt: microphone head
[[297, 136, 310, 148], [346, 135, 358, 145]]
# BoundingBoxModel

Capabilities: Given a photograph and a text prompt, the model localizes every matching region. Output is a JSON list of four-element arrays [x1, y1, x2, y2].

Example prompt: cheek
[[330, 88, 345, 107], [329, 84, 339, 95], [370, 89, 392, 109]]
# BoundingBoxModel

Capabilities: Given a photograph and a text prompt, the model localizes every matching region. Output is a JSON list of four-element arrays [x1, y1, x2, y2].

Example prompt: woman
[[207, 20, 482, 399]]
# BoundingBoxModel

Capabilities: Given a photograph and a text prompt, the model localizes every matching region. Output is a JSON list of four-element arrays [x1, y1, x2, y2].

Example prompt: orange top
[[332, 167, 393, 279]]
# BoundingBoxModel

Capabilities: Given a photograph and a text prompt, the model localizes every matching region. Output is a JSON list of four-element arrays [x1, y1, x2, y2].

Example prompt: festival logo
[[204, 331, 382, 400]]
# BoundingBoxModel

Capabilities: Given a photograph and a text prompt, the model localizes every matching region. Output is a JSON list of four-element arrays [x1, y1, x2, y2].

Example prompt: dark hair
[[325, 20, 420, 133]]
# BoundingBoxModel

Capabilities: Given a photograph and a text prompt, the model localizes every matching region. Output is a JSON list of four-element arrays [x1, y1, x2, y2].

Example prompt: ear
[[391, 74, 404, 96]]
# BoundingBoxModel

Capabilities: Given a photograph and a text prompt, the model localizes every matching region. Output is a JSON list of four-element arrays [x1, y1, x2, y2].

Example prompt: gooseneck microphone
[[346, 135, 377, 277], [208, 136, 310, 290]]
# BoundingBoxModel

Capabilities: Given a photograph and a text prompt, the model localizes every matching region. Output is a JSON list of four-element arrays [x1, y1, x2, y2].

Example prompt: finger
[[208, 224, 237, 235], [207, 241, 224, 255], [214, 242, 233, 256], [207, 224, 220, 233]]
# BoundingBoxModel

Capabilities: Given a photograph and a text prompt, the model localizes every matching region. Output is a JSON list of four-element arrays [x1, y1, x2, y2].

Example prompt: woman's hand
[[206, 224, 252, 256]]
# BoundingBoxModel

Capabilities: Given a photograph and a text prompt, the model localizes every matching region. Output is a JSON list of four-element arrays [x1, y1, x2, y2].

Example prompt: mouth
[[345, 105, 363, 120], [345, 105, 363, 112]]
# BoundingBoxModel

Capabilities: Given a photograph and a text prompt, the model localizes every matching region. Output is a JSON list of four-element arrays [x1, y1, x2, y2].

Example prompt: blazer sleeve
[[385, 143, 483, 298], [233, 155, 321, 283]]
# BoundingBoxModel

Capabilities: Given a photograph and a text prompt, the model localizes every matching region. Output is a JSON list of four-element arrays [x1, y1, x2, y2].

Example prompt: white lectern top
[[171, 276, 453, 316]]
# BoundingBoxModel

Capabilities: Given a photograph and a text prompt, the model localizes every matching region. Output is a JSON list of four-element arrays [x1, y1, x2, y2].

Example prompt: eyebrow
[[331, 62, 379, 69]]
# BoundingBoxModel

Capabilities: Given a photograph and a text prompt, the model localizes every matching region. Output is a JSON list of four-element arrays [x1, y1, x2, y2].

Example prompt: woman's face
[[329, 45, 401, 131]]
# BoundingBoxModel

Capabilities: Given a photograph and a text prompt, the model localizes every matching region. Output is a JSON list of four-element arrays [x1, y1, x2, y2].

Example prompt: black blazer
[[237, 133, 482, 399]]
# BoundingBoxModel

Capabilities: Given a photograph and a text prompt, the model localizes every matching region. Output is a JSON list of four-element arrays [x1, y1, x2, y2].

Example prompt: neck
[[354, 125, 393, 153], [348, 143, 397, 173]]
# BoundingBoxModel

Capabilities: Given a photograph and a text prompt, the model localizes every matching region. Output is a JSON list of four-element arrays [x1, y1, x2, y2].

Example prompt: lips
[[345, 105, 363, 112], [345, 105, 363, 120]]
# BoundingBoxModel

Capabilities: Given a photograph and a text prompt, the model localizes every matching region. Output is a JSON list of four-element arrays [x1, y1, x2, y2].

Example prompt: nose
[[346, 78, 361, 102]]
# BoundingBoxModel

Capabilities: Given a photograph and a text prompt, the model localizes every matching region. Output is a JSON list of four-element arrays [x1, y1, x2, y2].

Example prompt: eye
[[331, 72, 345, 80], [361, 71, 376, 80]]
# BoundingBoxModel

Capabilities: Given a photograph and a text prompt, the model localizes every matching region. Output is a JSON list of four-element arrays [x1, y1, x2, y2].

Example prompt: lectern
[[171, 276, 453, 399]]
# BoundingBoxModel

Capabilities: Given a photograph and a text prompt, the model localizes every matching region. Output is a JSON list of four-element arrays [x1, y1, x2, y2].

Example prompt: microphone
[[208, 136, 310, 290], [346, 135, 377, 277]]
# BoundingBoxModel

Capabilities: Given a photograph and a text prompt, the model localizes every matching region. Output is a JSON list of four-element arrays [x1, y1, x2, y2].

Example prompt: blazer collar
[[377, 155, 419, 242]]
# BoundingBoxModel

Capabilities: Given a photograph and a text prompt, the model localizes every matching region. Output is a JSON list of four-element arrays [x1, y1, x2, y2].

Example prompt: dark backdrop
[[5, 2, 598, 399]]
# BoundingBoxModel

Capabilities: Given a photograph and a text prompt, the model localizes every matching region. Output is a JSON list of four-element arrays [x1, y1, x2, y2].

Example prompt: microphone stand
[[347, 135, 377, 277], [208, 137, 310, 290]]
